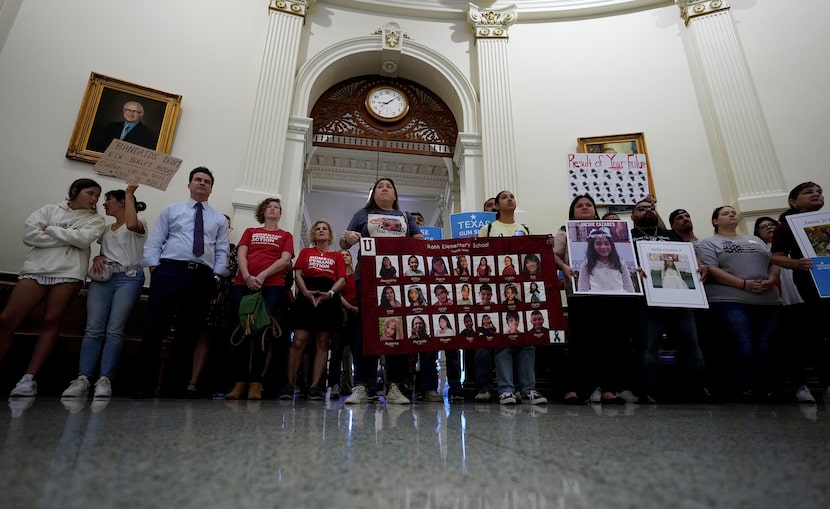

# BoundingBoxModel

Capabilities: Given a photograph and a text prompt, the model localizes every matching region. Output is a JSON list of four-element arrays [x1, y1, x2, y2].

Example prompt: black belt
[[159, 259, 211, 272]]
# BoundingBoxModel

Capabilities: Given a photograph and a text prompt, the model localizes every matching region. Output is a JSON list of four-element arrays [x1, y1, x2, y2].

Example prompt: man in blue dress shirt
[[135, 167, 230, 397]]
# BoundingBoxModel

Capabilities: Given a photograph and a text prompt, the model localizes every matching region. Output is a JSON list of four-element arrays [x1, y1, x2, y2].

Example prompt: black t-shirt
[[771, 220, 819, 302]]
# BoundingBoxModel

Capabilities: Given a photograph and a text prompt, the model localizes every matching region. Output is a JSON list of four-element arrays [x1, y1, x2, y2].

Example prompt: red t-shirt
[[234, 227, 295, 287], [295, 248, 346, 281], [341, 273, 358, 305]]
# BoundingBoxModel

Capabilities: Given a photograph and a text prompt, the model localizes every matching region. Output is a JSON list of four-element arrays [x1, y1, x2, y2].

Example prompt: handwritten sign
[[93, 140, 182, 191], [567, 153, 648, 205]]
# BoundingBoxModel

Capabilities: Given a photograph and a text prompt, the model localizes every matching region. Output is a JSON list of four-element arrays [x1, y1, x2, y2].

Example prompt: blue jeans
[[79, 271, 145, 378], [711, 302, 780, 393], [475, 348, 494, 391], [634, 305, 705, 395], [495, 345, 536, 396]]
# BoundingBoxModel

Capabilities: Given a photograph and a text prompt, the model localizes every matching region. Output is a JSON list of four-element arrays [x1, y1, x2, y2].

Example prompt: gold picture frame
[[576, 132, 655, 205], [66, 72, 182, 164]]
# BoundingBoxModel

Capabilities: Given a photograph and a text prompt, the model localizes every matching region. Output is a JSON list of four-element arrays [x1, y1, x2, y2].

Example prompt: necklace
[[635, 226, 658, 237]]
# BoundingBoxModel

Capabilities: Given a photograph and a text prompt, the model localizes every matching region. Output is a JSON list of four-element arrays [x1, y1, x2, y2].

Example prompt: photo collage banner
[[360, 236, 566, 355]]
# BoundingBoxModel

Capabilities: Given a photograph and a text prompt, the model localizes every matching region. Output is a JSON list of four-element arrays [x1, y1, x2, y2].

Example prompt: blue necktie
[[120, 123, 131, 140], [193, 202, 204, 257]]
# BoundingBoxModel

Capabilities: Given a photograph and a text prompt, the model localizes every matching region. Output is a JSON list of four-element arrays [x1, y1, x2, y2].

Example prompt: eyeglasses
[[123, 108, 143, 114], [635, 205, 655, 212], [759, 223, 777, 231]]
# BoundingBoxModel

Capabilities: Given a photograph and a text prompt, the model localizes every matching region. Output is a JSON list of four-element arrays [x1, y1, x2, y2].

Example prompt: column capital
[[468, 3, 517, 39], [677, 0, 730, 26], [269, 0, 315, 18]]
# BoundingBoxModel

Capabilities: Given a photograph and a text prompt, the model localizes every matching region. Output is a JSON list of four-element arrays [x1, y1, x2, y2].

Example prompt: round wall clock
[[365, 85, 410, 122]]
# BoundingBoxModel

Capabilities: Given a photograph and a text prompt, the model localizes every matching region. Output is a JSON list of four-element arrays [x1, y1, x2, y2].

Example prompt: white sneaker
[[589, 387, 601, 403], [617, 390, 639, 404], [422, 390, 443, 402], [523, 389, 548, 405], [344, 385, 368, 404], [823, 387, 830, 403], [8, 397, 35, 418], [10, 374, 37, 397], [499, 392, 516, 405], [474, 389, 491, 402], [62, 375, 91, 398], [795, 385, 815, 404], [94, 376, 112, 398], [384, 383, 410, 404]]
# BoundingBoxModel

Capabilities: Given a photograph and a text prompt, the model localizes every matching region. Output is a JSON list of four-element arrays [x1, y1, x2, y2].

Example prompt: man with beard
[[669, 208, 699, 245], [630, 199, 707, 403]]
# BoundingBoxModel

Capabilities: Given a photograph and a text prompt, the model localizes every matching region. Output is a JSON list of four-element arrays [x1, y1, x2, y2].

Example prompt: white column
[[468, 4, 519, 199], [232, 0, 314, 224], [678, 0, 787, 213], [454, 132, 484, 212], [282, 116, 313, 239]]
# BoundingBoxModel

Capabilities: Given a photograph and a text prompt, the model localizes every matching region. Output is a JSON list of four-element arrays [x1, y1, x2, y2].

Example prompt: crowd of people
[[0, 172, 827, 408]]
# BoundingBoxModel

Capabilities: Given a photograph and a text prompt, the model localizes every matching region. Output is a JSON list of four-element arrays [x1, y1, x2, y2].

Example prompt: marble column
[[468, 4, 519, 200], [678, 0, 787, 214], [232, 0, 314, 234]]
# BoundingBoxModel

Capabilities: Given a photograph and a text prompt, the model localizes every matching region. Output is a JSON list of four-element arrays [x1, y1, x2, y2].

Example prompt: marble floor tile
[[1, 398, 829, 509]]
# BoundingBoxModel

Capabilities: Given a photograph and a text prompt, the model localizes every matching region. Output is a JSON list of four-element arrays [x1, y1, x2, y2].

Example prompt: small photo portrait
[[522, 253, 542, 276], [475, 282, 495, 306], [378, 316, 404, 342], [432, 314, 456, 338], [525, 309, 550, 334], [429, 255, 451, 277], [524, 281, 546, 303], [403, 254, 426, 277], [458, 312, 477, 336], [503, 310, 523, 335], [452, 254, 472, 276], [404, 284, 429, 307], [431, 283, 454, 307], [474, 255, 495, 277], [499, 254, 518, 276], [649, 254, 693, 290], [477, 312, 498, 335], [455, 283, 474, 305], [377, 255, 399, 278], [378, 285, 403, 309], [501, 282, 522, 305], [407, 315, 431, 339]]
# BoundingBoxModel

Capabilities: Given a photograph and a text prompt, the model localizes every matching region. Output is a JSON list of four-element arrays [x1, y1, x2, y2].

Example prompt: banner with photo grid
[[360, 236, 566, 355]]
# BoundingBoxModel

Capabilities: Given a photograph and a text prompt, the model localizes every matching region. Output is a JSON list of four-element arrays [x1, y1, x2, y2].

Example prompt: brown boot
[[248, 382, 262, 399], [225, 382, 248, 400], [248, 382, 263, 400]]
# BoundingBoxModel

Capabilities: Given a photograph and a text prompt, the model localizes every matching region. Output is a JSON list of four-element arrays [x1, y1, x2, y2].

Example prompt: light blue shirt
[[142, 198, 230, 275]]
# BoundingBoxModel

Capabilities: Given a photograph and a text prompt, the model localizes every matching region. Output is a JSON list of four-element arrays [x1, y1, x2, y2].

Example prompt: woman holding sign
[[339, 178, 424, 405]]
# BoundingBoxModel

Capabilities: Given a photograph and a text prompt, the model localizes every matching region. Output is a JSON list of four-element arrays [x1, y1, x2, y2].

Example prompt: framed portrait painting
[[66, 72, 182, 164], [570, 132, 655, 207]]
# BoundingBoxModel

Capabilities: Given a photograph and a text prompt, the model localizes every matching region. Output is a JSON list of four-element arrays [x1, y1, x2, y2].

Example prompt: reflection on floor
[[2, 398, 829, 509]]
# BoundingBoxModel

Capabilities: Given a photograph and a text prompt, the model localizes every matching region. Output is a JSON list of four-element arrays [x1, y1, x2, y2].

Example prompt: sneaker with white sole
[[422, 390, 443, 402], [344, 385, 368, 404], [474, 389, 492, 402], [523, 389, 548, 405], [384, 383, 410, 404], [62, 375, 91, 398], [617, 390, 639, 404], [499, 392, 516, 405], [94, 376, 112, 398], [10, 374, 37, 397], [795, 385, 815, 404], [589, 387, 601, 404]]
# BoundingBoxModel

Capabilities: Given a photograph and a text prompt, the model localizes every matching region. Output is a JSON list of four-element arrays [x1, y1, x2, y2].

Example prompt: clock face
[[366, 86, 409, 122]]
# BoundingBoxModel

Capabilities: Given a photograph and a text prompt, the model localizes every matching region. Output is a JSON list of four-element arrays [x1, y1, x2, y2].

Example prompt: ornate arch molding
[[292, 36, 479, 134]]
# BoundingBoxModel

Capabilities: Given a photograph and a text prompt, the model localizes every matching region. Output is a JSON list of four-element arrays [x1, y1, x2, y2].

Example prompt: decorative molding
[[677, 0, 729, 26], [269, 0, 315, 18], [468, 4, 517, 39]]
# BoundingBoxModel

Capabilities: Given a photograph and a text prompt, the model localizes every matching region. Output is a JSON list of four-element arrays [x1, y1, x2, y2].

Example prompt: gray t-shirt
[[697, 234, 780, 305]]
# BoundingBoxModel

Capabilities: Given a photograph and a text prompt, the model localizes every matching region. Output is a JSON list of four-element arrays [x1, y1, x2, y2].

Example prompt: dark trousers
[[136, 262, 214, 394]]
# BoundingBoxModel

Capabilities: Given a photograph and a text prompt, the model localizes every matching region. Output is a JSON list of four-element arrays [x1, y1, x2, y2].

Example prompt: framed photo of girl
[[635, 241, 708, 308], [566, 220, 642, 295], [66, 72, 182, 164]]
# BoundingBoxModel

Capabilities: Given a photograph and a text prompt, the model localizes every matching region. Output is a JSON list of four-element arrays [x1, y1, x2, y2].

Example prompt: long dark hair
[[568, 194, 599, 220], [364, 178, 399, 211], [585, 230, 622, 272], [786, 181, 822, 212], [105, 189, 147, 212]]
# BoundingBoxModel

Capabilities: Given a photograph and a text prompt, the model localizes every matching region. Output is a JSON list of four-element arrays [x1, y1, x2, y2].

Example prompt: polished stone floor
[[1, 396, 829, 509]]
